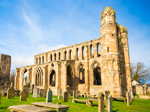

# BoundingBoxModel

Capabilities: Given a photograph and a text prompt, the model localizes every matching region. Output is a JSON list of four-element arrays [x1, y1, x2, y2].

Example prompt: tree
[[131, 62, 150, 83]]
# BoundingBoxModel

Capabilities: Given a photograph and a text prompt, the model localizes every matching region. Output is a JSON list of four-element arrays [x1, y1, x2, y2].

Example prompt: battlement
[[101, 6, 116, 26], [0, 54, 11, 61], [117, 24, 127, 33]]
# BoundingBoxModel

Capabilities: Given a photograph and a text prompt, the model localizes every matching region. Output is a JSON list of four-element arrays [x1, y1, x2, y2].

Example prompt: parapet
[[117, 24, 127, 33]]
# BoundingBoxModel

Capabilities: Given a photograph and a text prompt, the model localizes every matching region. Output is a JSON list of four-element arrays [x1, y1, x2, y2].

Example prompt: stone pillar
[[126, 92, 129, 106], [93, 43, 98, 58], [108, 94, 112, 112], [98, 92, 104, 112]]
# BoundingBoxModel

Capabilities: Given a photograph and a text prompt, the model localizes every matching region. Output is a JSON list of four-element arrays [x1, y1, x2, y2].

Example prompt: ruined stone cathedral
[[15, 6, 132, 97]]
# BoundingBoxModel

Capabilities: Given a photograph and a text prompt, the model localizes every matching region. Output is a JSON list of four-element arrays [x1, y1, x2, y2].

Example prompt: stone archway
[[67, 65, 73, 87], [49, 70, 56, 86]]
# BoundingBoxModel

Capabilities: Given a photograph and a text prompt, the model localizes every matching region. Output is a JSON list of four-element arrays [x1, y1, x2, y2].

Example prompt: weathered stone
[[14, 7, 132, 98], [73, 90, 76, 99], [7, 86, 15, 99], [0, 87, 4, 97], [63, 92, 68, 102], [58, 89, 62, 100], [98, 92, 104, 112], [22, 85, 29, 97], [39, 89, 44, 97], [33, 86, 37, 98], [4, 87, 7, 96], [126, 92, 130, 106], [46, 90, 52, 103], [68, 92, 71, 99], [20, 89, 27, 101], [108, 94, 112, 112], [76, 91, 80, 98]]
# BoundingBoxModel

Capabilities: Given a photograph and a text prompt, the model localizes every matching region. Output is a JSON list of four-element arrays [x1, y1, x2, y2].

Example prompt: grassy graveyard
[[0, 94, 150, 112]]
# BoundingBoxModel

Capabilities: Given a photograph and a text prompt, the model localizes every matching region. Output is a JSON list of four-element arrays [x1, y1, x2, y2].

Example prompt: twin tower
[[15, 6, 132, 97]]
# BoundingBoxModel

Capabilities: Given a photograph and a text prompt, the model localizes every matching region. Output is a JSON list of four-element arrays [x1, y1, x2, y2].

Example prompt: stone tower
[[100, 6, 131, 96], [0, 54, 11, 86]]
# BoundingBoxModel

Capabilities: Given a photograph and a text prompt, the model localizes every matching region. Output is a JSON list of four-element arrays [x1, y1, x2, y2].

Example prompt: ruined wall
[[0, 54, 11, 86], [15, 6, 131, 97]]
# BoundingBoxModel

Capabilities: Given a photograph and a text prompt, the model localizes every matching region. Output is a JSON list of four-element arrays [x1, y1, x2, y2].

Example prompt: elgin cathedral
[[15, 6, 132, 97]]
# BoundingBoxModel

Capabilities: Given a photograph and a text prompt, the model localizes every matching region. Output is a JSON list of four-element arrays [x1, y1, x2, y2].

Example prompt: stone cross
[[98, 92, 104, 112], [63, 92, 68, 102], [7, 86, 15, 99], [39, 89, 44, 97], [20, 89, 27, 101], [46, 90, 52, 103], [58, 89, 62, 100], [126, 91, 130, 106], [108, 94, 112, 112], [73, 90, 76, 99], [33, 86, 37, 98]]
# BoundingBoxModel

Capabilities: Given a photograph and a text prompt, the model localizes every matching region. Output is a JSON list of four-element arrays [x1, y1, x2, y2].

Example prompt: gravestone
[[58, 89, 62, 100], [0, 87, 5, 97], [63, 92, 68, 102], [7, 86, 15, 99], [22, 85, 29, 97], [76, 91, 80, 98], [126, 92, 130, 106], [39, 89, 44, 97], [108, 94, 112, 112], [73, 90, 76, 99], [20, 89, 27, 101], [4, 87, 7, 96], [46, 90, 52, 103], [33, 86, 37, 98], [98, 92, 104, 112]]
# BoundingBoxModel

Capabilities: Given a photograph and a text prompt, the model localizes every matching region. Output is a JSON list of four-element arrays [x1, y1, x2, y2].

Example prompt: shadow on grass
[[113, 99, 124, 102], [0, 106, 8, 109], [113, 109, 119, 112]]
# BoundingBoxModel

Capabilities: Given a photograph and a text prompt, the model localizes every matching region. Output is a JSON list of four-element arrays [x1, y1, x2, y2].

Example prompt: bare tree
[[9, 71, 15, 85], [131, 62, 150, 83]]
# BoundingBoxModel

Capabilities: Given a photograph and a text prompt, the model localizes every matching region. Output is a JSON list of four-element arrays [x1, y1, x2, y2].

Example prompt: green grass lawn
[[0, 94, 150, 112]]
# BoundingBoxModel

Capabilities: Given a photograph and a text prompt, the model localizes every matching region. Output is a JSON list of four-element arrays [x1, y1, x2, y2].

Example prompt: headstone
[[126, 92, 130, 106], [58, 89, 62, 100], [0, 87, 5, 97], [98, 92, 104, 112], [22, 85, 29, 97], [39, 89, 44, 97], [63, 92, 68, 102], [20, 89, 27, 101], [46, 90, 52, 103], [33, 86, 37, 98], [76, 91, 80, 98], [4, 87, 7, 96], [7, 86, 15, 99], [108, 94, 112, 112], [73, 90, 76, 99]]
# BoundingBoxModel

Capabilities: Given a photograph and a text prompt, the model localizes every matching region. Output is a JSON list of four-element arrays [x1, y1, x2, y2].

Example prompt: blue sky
[[0, 0, 150, 81]]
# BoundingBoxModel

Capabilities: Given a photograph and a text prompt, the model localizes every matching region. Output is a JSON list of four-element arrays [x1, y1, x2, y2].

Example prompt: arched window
[[50, 70, 56, 86], [77, 48, 79, 60], [59, 52, 61, 60], [107, 47, 109, 52], [90, 45, 94, 58], [64, 51, 67, 60], [4, 56, 6, 60], [35, 67, 43, 86], [42, 56, 44, 63], [54, 53, 56, 61], [79, 64, 85, 84], [93, 63, 101, 85], [39, 57, 41, 64], [36, 58, 38, 64], [69, 50, 72, 59], [97, 43, 101, 57], [82, 47, 84, 59], [50, 54, 52, 61]]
